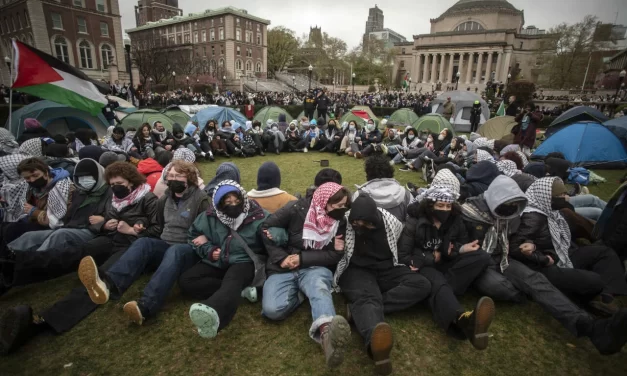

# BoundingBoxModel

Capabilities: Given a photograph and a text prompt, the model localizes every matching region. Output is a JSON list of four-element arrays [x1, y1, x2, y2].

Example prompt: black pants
[[470, 120, 479, 133], [420, 251, 490, 336], [41, 245, 128, 334], [0, 222, 48, 257], [339, 265, 430, 345], [200, 141, 214, 154], [539, 264, 604, 302], [305, 109, 315, 121], [321, 138, 341, 153], [178, 262, 254, 331], [250, 134, 264, 152], [318, 108, 327, 121], [571, 245, 627, 296]]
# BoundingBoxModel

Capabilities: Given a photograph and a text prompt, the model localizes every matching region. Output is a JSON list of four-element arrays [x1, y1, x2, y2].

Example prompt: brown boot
[[370, 322, 393, 375], [589, 294, 619, 317], [129, 157, 141, 166], [320, 316, 350, 368], [347, 151, 354, 157], [355, 152, 363, 159]]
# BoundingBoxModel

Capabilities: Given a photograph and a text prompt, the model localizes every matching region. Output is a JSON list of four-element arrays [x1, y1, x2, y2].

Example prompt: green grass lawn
[[0, 153, 625, 376]]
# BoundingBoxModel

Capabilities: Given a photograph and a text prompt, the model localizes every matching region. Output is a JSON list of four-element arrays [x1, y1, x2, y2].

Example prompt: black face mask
[[174, 133, 184, 139], [222, 203, 244, 218], [551, 197, 570, 211], [352, 225, 370, 237], [29, 176, 48, 189], [432, 209, 451, 224], [111, 184, 131, 199], [495, 204, 519, 217], [327, 208, 348, 221], [167, 180, 187, 194]]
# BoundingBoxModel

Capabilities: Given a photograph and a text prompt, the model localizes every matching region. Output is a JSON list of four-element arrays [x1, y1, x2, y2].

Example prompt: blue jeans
[[262, 266, 336, 342], [105, 238, 198, 317], [8, 228, 95, 252], [569, 194, 607, 221]]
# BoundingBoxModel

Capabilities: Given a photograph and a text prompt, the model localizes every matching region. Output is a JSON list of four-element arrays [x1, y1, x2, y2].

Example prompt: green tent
[[340, 110, 374, 128], [161, 106, 191, 126], [351, 105, 378, 123], [412, 114, 456, 136], [254, 106, 293, 125], [477, 116, 517, 140], [388, 108, 419, 127], [120, 109, 177, 131]]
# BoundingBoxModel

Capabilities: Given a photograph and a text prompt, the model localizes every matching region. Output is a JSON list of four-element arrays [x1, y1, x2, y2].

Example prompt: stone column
[[415, 54, 423, 83], [422, 54, 430, 83], [465, 52, 473, 84], [475, 52, 484, 84], [447, 53, 455, 84], [495, 51, 503, 82], [438, 53, 445, 83], [458, 53, 465, 84], [502, 47, 513, 82], [484, 52, 494, 83], [430, 53, 438, 84]]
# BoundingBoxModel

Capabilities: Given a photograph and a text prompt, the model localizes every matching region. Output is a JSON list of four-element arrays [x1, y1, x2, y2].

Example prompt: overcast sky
[[120, 0, 627, 48]]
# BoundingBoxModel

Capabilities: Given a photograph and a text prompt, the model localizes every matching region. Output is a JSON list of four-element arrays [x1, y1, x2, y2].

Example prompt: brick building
[[135, 0, 182, 27], [126, 7, 270, 88], [0, 0, 129, 86]]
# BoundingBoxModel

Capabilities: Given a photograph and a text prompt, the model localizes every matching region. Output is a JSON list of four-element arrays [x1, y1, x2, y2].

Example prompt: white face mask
[[408, 134, 415, 140], [367, 123, 375, 131], [78, 176, 97, 190], [438, 134, 445, 141], [349, 125, 355, 130]]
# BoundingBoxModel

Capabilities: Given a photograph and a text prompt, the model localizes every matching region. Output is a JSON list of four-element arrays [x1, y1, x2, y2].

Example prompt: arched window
[[245, 60, 252, 71], [210, 59, 216, 74], [454, 21, 484, 32], [27, 33, 33, 45], [100, 44, 113, 69], [79, 40, 93, 68], [218, 58, 224, 67], [235, 59, 242, 70], [255, 62, 262, 73], [54, 36, 70, 64], [24, 12, 30, 28]]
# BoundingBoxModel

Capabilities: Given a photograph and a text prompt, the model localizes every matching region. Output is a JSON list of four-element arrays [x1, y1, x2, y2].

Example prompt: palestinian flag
[[496, 101, 505, 116], [402, 73, 409, 90], [11, 39, 109, 115]]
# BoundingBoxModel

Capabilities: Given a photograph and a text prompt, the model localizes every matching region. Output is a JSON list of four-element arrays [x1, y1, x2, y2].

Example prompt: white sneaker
[[303, 148, 308, 153], [389, 160, 395, 166], [241, 287, 258, 303]]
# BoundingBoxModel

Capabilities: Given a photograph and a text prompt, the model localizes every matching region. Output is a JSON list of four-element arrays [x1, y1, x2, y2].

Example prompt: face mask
[[111, 184, 131, 199], [327, 207, 348, 221], [408, 134, 415, 140], [29, 176, 48, 189], [438, 134, 445, 141], [367, 124, 375, 131], [495, 204, 518, 217], [329, 124, 336, 128], [272, 126, 278, 131], [222, 203, 244, 218], [349, 125, 355, 131], [167, 180, 187, 194], [432, 209, 451, 223], [78, 176, 97, 191], [352, 225, 370, 237], [289, 126, 295, 130], [174, 133, 184, 139]]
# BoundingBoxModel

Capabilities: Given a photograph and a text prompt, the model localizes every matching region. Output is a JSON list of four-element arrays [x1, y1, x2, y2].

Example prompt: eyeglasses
[[167, 174, 186, 180]]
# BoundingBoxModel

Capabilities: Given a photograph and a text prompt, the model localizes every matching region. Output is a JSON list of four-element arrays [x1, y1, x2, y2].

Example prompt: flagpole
[[6, 39, 13, 130]]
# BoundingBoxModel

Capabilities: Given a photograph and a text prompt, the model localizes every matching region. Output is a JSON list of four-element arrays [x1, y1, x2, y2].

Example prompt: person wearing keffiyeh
[[260, 182, 352, 368], [0, 128, 19, 156], [153, 148, 205, 198], [399, 168, 496, 351]]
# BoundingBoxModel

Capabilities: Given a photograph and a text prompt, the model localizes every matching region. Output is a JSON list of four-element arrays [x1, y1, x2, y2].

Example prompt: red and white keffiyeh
[[302, 182, 343, 250]]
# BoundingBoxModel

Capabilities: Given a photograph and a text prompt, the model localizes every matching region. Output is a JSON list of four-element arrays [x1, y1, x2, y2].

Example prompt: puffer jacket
[[261, 197, 346, 276], [509, 212, 558, 268], [137, 158, 164, 192], [352, 179, 411, 222], [99, 192, 161, 245], [460, 161, 501, 201]]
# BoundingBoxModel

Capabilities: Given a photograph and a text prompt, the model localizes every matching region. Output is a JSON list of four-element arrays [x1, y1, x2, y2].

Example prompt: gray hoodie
[[353, 178, 412, 222], [484, 175, 528, 220]]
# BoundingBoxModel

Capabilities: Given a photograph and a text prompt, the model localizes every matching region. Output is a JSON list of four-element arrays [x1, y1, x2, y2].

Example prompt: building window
[[211, 19, 214, 27], [169, 36, 174, 45], [236, 18, 240, 25], [219, 28, 224, 40], [100, 22, 109, 36], [0, 21, 3, 35], [193, 22, 197, 30], [210, 29, 215, 41], [235, 59, 242, 70], [11, 17, 16, 31], [236, 46, 240, 56], [256, 34, 261, 45], [101, 44, 113, 69], [219, 58, 224, 67], [400, 61, 405, 68], [256, 62, 262, 72], [220, 45, 224, 55], [193, 31, 198, 43], [184, 34, 190, 43], [246, 60, 251, 71], [401, 48, 405, 54], [24, 11, 29, 27], [79, 40, 93, 68], [54, 36, 70, 64], [17, 14, 23, 29], [220, 17, 223, 24], [51, 13, 63, 30], [211, 46, 215, 55], [454, 21, 484, 32], [257, 24, 260, 32], [236, 29, 241, 41], [203, 46, 206, 56], [73, 0, 84, 7], [77, 18, 87, 34], [201, 30, 206, 42], [96, 0, 106, 12]]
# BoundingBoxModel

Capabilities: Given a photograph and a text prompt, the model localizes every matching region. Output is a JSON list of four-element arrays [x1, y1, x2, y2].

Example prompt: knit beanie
[[78, 145, 105, 161], [551, 178, 568, 197], [24, 118, 42, 130], [99, 151, 126, 167], [278, 113, 286, 123], [314, 168, 342, 187], [257, 161, 281, 191]]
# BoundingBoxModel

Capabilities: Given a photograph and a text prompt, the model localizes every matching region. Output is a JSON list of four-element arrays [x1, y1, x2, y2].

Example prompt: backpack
[[567, 167, 590, 186]]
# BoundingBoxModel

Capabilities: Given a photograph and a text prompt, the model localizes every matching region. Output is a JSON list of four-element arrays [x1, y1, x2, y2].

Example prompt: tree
[[267, 26, 299, 77], [131, 39, 173, 86]]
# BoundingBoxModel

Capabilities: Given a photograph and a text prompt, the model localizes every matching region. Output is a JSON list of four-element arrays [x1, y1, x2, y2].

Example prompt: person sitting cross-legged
[[76, 160, 208, 324], [335, 194, 431, 375]]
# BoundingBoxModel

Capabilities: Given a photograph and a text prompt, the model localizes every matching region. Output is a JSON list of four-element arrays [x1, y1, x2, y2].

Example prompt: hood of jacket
[[484, 175, 528, 219], [348, 194, 383, 229], [354, 178, 409, 209], [137, 158, 164, 175], [73, 158, 107, 193], [466, 161, 501, 184]]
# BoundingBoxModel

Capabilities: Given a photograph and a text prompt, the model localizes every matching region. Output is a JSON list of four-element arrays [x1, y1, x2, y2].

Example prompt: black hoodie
[[348, 195, 393, 269], [460, 161, 501, 200]]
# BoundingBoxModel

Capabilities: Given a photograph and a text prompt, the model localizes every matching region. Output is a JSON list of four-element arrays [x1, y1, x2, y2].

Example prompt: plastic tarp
[[161, 106, 191, 126], [532, 122, 627, 168], [177, 105, 218, 116], [411, 114, 456, 137], [477, 116, 518, 140], [6, 100, 110, 137], [191, 107, 249, 128], [388, 108, 419, 127], [120, 109, 177, 131], [603, 116, 627, 149], [254, 106, 293, 125], [431, 91, 490, 132]]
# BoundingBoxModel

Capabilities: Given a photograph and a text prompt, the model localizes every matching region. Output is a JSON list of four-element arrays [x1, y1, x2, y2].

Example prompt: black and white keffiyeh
[[18, 138, 43, 157], [213, 180, 250, 230], [515, 151, 529, 167], [476, 149, 495, 163], [0, 153, 29, 186], [496, 160, 520, 177], [462, 201, 511, 272], [523, 177, 573, 268], [474, 137, 495, 150], [0, 128, 18, 154], [160, 148, 197, 183], [413, 168, 460, 204]]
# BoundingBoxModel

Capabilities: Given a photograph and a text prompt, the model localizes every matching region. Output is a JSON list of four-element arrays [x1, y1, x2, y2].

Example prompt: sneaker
[[0, 305, 36, 355], [389, 160, 395, 166], [78, 256, 109, 305], [303, 147, 308, 153], [320, 316, 351, 369], [589, 309, 627, 355], [581, 186, 590, 195], [347, 152, 354, 157], [189, 303, 220, 339], [380, 144, 388, 155], [399, 166, 411, 172], [241, 287, 258, 303], [123, 301, 146, 325], [456, 297, 495, 350], [370, 322, 393, 376], [406, 182, 418, 192]]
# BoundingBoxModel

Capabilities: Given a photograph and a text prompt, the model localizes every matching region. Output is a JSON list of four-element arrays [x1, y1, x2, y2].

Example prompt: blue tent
[[532, 122, 627, 168], [603, 117, 627, 149], [546, 106, 609, 138], [191, 107, 248, 128]]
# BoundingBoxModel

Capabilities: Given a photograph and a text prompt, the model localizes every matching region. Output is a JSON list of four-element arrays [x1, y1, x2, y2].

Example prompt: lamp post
[[255, 78, 258, 92], [223, 75, 226, 90], [455, 71, 461, 90], [352, 72, 356, 94], [149, 77, 153, 93], [308, 65, 313, 91], [611, 69, 627, 117], [172, 71, 176, 91], [5, 55, 12, 129], [408, 78, 412, 93], [124, 44, 135, 105], [186, 76, 189, 90], [507, 73, 512, 86]]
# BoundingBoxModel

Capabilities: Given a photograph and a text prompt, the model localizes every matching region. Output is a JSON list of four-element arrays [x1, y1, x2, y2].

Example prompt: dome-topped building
[[393, 0, 547, 90]]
